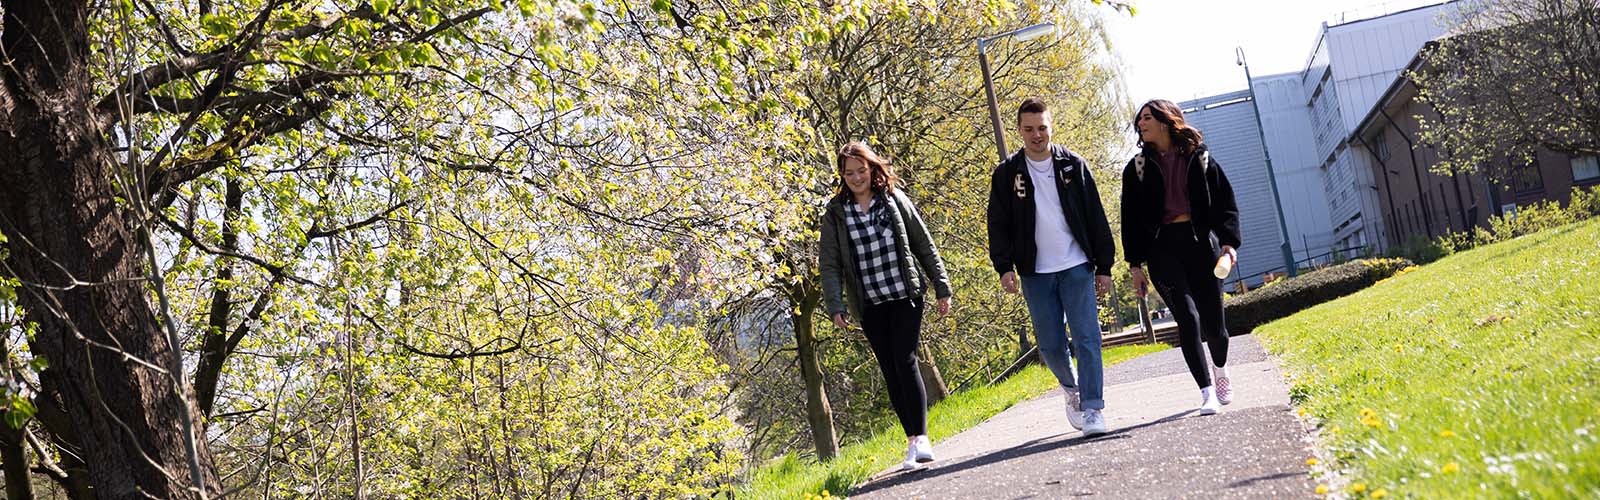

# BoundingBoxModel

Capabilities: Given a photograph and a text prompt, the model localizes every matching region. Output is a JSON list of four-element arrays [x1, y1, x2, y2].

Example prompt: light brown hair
[[835, 141, 898, 196]]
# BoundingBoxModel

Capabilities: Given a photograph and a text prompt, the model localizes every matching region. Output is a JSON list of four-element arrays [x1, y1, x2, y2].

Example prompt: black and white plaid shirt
[[846, 193, 910, 305]]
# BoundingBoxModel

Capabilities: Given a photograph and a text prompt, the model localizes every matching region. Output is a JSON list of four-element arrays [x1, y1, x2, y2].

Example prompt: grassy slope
[[739, 343, 1167, 499], [1259, 218, 1600, 498]]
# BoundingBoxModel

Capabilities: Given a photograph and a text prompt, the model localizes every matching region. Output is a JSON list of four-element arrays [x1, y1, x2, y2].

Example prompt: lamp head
[[1014, 23, 1056, 42]]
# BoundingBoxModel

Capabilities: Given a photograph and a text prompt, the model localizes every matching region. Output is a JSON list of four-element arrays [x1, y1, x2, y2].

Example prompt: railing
[[1230, 244, 1373, 288]]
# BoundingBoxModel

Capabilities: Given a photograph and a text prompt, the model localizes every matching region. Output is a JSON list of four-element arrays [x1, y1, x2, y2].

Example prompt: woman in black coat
[[1120, 99, 1242, 415]]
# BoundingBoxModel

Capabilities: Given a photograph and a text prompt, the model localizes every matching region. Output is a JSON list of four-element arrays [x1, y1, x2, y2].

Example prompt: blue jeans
[[1019, 263, 1105, 410]]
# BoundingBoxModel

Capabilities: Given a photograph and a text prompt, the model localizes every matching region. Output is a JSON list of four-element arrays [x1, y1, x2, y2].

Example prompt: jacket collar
[[828, 188, 898, 214], [1007, 144, 1079, 171]]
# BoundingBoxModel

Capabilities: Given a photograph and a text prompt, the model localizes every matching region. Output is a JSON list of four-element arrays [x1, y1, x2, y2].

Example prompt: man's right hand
[[1130, 266, 1149, 298], [1001, 271, 1019, 294], [832, 313, 850, 330]]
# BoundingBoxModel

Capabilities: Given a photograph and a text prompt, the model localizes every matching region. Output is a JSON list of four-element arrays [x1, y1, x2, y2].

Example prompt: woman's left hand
[[936, 297, 951, 316], [1221, 245, 1238, 265]]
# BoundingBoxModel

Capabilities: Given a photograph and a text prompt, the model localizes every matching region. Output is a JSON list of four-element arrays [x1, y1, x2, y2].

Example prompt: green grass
[[736, 343, 1166, 499], [1258, 218, 1600, 498]]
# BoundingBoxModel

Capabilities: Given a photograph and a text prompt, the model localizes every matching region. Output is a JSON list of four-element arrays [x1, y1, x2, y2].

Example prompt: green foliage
[[1427, 186, 1600, 258], [1260, 218, 1600, 497], [0, 0, 1132, 495], [1385, 234, 1449, 265], [1224, 258, 1414, 336], [1413, 0, 1600, 179]]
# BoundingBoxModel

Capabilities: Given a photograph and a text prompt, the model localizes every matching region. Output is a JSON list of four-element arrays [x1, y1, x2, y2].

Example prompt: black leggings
[[861, 297, 928, 437], [1147, 222, 1229, 389]]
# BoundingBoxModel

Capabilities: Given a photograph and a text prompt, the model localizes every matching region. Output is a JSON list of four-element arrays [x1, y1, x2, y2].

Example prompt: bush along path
[[1260, 218, 1600, 498], [848, 334, 1320, 499]]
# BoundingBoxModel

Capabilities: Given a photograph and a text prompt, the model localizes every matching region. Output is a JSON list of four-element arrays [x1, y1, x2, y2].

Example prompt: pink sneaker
[[1215, 376, 1233, 406]]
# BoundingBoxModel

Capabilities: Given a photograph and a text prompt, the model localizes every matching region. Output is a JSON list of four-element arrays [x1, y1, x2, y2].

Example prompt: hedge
[[1224, 257, 1414, 335]]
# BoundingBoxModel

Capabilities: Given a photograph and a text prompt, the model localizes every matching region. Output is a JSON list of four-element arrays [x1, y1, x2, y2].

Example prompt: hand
[[1130, 266, 1149, 298], [831, 313, 850, 330], [936, 296, 952, 315], [1000, 271, 1019, 294], [1221, 245, 1238, 265], [1095, 275, 1112, 298]]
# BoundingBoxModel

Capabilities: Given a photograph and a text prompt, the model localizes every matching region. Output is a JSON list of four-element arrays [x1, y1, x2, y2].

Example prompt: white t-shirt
[[1025, 154, 1089, 274]]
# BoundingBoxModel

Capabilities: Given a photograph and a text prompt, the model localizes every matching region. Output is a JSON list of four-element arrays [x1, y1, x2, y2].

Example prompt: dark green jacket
[[818, 189, 953, 323]]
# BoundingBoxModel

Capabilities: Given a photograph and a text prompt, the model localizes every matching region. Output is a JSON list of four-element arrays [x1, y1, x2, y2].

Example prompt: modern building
[[1179, 2, 1474, 288], [1298, 1, 1471, 251]]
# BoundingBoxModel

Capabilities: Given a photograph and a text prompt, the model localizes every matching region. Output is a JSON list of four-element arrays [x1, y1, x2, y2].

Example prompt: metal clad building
[[1176, 2, 1470, 286], [1303, 1, 1467, 249]]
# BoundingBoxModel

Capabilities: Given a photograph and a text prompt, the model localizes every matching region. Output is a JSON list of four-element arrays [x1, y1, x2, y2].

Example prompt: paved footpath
[[849, 335, 1317, 499]]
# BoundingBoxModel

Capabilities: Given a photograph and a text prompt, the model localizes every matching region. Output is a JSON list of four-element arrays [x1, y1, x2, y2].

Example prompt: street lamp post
[[1237, 47, 1298, 277], [977, 22, 1056, 162]]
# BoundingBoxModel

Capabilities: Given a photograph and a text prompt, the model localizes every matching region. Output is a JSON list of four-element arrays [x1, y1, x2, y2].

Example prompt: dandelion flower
[[1439, 429, 1456, 438], [1306, 458, 1319, 466], [1372, 488, 1389, 498], [1442, 462, 1460, 473], [1351, 483, 1368, 493], [1316, 484, 1329, 495]]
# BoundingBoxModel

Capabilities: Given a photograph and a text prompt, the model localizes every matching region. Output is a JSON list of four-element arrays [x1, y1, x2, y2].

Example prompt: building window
[[1511, 161, 1544, 194], [1573, 155, 1600, 183], [1374, 137, 1390, 161]]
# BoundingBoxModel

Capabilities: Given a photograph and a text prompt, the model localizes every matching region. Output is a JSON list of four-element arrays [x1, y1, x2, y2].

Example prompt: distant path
[[850, 335, 1317, 499]]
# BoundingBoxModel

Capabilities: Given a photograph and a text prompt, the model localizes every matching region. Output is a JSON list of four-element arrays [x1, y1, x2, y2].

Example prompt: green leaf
[[373, 0, 394, 16]]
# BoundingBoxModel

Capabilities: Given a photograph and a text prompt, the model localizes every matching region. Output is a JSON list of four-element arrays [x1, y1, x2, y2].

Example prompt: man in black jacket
[[987, 98, 1116, 436]]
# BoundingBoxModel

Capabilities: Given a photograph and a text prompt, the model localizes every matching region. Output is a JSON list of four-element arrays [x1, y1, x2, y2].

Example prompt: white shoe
[[1215, 375, 1233, 405], [912, 435, 935, 463], [1198, 387, 1220, 415], [1063, 388, 1085, 430], [900, 443, 923, 471], [1083, 409, 1108, 436]]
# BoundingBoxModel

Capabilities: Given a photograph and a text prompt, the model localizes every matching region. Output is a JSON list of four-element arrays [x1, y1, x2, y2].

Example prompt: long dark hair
[[835, 141, 898, 196], [1136, 99, 1204, 156]]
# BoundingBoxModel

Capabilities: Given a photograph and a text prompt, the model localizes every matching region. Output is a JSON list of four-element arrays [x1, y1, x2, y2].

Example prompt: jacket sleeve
[[1119, 159, 1148, 267], [1081, 162, 1117, 276], [817, 207, 848, 317], [1207, 156, 1243, 249], [898, 194, 953, 299], [986, 165, 1015, 276]]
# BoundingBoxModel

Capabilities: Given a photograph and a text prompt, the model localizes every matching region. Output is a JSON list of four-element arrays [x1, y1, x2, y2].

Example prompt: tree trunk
[[0, 423, 34, 500], [0, 2, 220, 498], [917, 343, 948, 406], [787, 282, 838, 461]]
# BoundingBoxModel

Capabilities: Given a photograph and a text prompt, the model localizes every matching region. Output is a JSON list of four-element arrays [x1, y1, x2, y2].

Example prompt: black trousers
[[1147, 222, 1230, 389], [861, 297, 928, 437]]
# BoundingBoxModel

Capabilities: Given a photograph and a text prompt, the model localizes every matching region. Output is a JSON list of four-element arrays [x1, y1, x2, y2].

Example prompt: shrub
[[1386, 234, 1448, 264], [1224, 257, 1414, 335], [1434, 186, 1600, 256]]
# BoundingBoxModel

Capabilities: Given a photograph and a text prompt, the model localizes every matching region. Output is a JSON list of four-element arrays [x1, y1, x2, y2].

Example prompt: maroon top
[[1157, 149, 1191, 223]]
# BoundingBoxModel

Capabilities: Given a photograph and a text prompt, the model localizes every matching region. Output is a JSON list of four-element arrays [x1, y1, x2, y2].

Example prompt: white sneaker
[[900, 443, 923, 471], [1083, 409, 1108, 436], [1063, 388, 1085, 430], [1215, 375, 1233, 405], [1198, 387, 1220, 415], [912, 435, 935, 463]]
